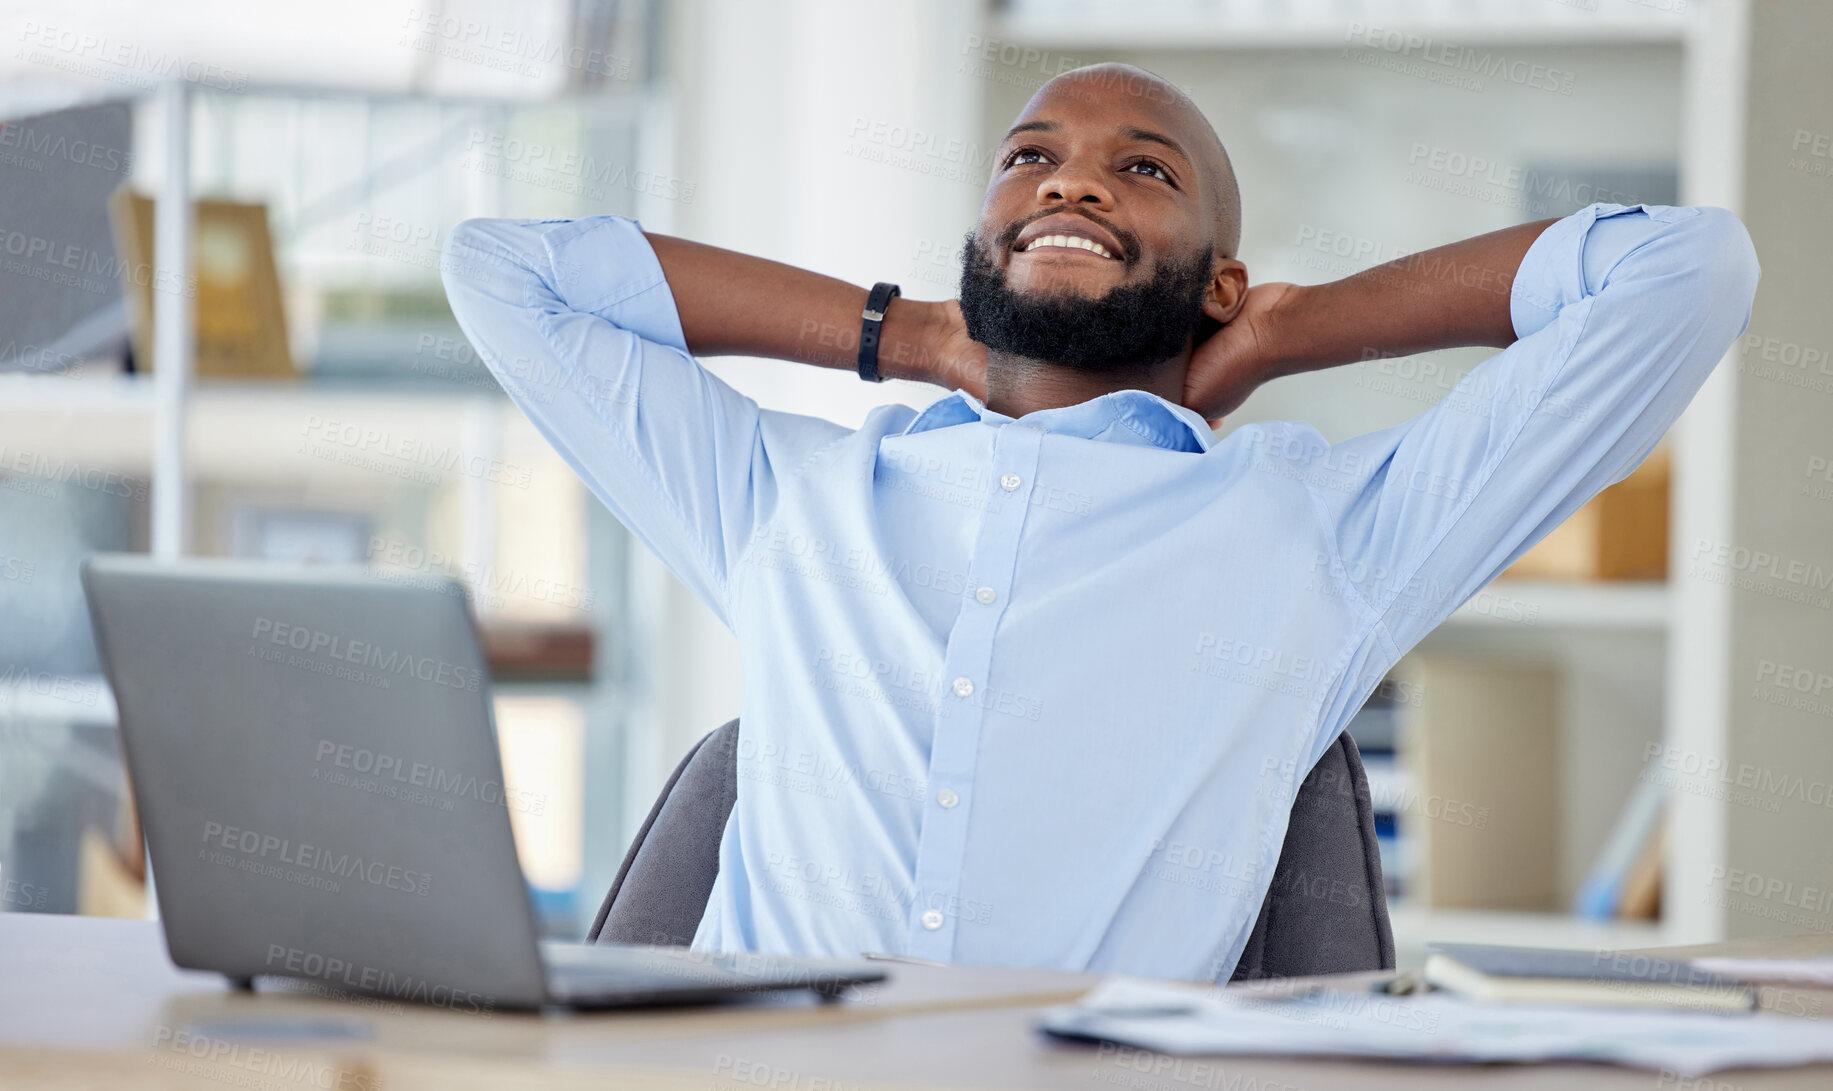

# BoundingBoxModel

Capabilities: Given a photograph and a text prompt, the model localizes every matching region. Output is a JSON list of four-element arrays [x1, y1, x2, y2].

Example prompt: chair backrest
[[589, 718, 1394, 981]]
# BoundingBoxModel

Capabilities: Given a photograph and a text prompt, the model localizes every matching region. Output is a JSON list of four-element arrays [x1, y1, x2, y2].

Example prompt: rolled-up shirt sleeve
[[440, 215, 847, 629], [1308, 202, 1761, 655]]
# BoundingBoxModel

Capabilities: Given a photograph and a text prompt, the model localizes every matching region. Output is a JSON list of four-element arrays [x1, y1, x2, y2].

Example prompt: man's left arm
[[1246, 203, 1761, 654]]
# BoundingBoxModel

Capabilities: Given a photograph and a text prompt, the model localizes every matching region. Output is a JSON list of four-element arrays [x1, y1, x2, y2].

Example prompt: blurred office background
[[2, 0, 1828, 968]]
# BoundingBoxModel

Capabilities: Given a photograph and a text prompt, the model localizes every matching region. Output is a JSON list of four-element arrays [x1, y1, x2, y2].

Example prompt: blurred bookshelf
[[0, 76, 671, 938]]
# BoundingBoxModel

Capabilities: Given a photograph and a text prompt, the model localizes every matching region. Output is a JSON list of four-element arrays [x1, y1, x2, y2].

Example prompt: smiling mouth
[[1018, 234, 1119, 260]]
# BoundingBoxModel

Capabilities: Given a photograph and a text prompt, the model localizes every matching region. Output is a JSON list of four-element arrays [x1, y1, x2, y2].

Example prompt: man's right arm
[[641, 232, 985, 396]]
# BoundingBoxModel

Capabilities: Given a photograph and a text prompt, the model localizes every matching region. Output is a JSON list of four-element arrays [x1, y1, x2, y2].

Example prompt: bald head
[[1028, 63, 1241, 259]]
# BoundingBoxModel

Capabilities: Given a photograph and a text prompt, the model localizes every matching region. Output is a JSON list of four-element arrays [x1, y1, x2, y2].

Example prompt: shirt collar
[[900, 388, 1215, 454]]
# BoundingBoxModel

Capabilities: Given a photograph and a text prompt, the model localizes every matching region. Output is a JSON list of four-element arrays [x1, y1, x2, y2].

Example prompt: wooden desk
[[5, 912, 1833, 1089]]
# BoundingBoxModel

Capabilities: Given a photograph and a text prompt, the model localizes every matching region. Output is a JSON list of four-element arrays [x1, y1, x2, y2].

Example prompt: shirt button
[[1000, 472, 1021, 492], [937, 788, 959, 809], [974, 586, 996, 605], [921, 909, 944, 930], [952, 677, 974, 697]]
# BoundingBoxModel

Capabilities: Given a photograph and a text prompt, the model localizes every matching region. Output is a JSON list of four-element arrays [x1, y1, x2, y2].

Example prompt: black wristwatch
[[856, 281, 901, 383]]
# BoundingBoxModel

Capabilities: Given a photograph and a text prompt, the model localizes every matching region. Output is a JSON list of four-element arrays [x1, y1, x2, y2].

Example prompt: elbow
[[439, 217, 499, 299], [439, 217, 545, 339], [1691, 207, 1763, 320], [436, 218, 532, 382]]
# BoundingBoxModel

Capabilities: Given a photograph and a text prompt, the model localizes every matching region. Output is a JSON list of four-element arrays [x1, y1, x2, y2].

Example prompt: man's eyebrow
[[1120, 126, 1190, 163], [1002, 119, 1059, 142]]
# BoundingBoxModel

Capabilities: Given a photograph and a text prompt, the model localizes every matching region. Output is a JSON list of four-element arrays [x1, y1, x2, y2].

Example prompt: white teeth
[[1023, 234, 1114, 259]]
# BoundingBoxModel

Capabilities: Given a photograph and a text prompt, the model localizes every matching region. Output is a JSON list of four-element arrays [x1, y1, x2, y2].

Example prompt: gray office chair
[[588, 718, 1394, 982]]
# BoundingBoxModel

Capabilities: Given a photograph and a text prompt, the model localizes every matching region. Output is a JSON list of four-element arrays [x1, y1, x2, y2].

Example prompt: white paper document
[[1693, 956, 1833, 987], [1040, 976, 1833, 1075]]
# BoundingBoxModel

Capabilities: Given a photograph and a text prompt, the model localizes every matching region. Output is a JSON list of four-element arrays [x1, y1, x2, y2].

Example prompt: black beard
[[957, 228, 1214, 375]]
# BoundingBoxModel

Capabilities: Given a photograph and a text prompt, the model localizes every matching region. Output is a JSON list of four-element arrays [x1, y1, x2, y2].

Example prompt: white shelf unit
[[0, 369, 513, 564], [990, 4, 1694, 51]]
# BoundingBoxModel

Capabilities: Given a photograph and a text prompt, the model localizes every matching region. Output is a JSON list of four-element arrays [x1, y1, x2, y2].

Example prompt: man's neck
[[982, 351, 1190, 419]]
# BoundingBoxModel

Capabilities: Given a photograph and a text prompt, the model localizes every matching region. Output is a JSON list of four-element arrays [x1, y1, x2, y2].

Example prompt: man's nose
[[1035, 161, 1114, 209]]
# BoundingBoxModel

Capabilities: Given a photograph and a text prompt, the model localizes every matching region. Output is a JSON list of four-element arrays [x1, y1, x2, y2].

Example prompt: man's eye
[[1007, 148, 1048, 167], [1126, 161, 1170, 182]]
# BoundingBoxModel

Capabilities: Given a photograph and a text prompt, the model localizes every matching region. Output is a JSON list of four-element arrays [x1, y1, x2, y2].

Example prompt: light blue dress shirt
[[442, 203, 1758, 982]]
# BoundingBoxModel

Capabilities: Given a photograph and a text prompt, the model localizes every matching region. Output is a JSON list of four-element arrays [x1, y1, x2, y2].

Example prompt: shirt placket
[[904, 422, 1042, 960]]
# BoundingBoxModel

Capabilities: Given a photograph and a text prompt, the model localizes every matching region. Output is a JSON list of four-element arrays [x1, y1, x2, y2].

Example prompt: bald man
[[442, 63, 1759, 982]]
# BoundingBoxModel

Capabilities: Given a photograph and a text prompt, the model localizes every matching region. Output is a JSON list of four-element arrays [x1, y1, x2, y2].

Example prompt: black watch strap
[[856, 281, 901, 383]]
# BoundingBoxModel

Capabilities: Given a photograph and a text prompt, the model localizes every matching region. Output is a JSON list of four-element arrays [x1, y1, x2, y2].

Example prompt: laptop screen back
[[83, 555, 548, 1009]]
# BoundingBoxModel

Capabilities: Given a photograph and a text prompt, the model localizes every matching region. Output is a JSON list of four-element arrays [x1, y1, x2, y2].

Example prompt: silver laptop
[[81, 554, 882, 1010]]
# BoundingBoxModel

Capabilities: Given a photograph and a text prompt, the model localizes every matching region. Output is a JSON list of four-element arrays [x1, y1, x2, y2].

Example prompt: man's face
[[958, 73, 1226, 373]]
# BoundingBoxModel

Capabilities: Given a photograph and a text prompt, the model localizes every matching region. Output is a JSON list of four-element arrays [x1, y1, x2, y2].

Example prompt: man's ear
[[1203, 259, 1249, 325]]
